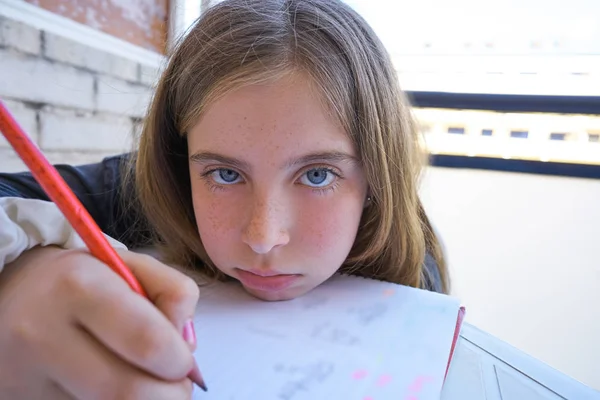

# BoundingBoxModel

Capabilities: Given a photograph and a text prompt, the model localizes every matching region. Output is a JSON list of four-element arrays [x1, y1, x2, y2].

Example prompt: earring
[[366, 196, 372, 202]]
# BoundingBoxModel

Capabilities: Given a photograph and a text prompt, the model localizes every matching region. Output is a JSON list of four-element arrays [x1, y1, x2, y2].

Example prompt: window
[[344, 0, 600, 171], [550, 133, 569, 141], [447, 127, 465, 135], [510, 130, 529, 139]]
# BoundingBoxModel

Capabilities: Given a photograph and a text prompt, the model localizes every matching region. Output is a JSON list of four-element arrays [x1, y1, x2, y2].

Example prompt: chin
[[243, 285, 310, 302]]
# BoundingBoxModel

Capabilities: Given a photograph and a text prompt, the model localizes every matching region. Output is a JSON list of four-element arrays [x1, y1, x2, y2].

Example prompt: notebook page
[[192, 273, 461, 400]]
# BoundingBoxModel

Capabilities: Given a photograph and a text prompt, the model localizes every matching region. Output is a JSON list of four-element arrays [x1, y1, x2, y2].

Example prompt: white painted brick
[[0, 49, 95, 110], [139, 63, 162, 87], [43, 150, 116, 166], [40, 107, 133, 152], [0, 16, 41, 55], [0, 148, 28, 173], [110, 56, 139, 83], [44, 33, 138, 82], [96, 77, 152, 118], [0, 98, 38, 148]]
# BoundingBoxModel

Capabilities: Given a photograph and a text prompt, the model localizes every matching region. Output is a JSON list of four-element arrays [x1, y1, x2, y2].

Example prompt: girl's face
[[187, 72, 368, 301]]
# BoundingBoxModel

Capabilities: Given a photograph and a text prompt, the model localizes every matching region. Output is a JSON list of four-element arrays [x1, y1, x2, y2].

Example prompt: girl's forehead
[[203, 74, 328, 122], [188, 74, 354, 155]]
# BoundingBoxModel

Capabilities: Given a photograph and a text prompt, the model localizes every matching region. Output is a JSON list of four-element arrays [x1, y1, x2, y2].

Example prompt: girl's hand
[[0, 245, 200, 399]]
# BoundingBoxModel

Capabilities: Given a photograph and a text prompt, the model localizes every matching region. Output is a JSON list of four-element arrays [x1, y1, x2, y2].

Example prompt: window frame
[[408, 91, 600, 179]]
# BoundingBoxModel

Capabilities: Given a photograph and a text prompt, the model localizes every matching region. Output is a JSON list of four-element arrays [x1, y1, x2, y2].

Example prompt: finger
[[67, 265, 194, 381], [45, 381, 76, 400], [45, 325, 193, 400], [2, 374, 74, 400], [117, 250, 200, 334], [117, 252, 206, 390]]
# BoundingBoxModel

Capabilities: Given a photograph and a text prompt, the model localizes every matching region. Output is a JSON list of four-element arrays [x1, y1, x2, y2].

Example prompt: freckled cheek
[[192, 194, 242, 244], [296, 201, 361, 256]]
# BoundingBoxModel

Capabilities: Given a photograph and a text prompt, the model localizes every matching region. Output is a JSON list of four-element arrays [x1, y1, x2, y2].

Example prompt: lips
[[236, 268, 300, 292]]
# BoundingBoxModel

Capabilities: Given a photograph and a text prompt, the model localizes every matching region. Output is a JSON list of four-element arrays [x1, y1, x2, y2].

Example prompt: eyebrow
[[189, 152, 251, 171], [284, 151, 359, 169], [189, 151, 358, 171]]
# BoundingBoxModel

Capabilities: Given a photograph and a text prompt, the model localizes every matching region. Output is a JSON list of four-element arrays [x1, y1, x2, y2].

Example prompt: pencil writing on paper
[[274, 361, 334, 400], [376, 374, 393, 387], [348, 303, 388, 325], [310, 322, 360, 346], [404, 375, 434, 400], [352, 369, 368, 380]]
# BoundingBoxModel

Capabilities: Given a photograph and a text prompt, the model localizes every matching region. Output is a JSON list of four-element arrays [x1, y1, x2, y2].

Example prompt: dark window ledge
[[429, 155, 600, 180], [407, 92, 600, 115]]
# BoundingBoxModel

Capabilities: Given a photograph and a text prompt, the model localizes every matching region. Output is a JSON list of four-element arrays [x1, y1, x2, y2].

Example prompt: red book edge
[[444, 306, 466, 382]]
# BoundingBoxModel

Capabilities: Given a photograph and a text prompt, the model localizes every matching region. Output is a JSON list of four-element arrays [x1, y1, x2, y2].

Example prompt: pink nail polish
[[182, 319, 196, 347]]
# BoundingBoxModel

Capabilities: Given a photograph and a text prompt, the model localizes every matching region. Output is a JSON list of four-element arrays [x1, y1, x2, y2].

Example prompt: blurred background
[[1, 0, 598, 392]]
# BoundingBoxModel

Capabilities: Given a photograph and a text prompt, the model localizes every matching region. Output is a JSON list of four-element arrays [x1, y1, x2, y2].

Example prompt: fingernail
[[182, 319, 196, 348], [188, 362, 208, 392]]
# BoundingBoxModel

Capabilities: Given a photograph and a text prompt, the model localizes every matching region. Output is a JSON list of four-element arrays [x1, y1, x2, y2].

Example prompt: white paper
[[192, 273, 461, 400]]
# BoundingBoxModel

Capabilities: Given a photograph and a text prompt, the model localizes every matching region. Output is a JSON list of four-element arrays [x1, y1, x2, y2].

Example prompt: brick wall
[[0, 16, 162, 173]]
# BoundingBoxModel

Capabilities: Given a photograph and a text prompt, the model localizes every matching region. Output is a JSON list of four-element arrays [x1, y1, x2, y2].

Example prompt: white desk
[[442, 323, 599, 400]]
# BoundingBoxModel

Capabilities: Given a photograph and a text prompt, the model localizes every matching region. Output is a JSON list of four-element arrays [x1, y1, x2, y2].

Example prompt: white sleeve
[[0, 197, 127, 269]]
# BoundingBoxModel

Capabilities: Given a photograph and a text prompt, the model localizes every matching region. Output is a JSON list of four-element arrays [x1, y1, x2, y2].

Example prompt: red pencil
[[0, 100, 207, 391]]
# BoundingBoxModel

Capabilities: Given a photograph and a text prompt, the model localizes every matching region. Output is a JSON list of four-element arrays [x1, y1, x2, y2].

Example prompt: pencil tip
[[188, 362, 208, 392]]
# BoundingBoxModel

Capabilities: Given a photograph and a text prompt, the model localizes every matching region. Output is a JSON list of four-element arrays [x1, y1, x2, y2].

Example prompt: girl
[[0, 0, 449, 398]]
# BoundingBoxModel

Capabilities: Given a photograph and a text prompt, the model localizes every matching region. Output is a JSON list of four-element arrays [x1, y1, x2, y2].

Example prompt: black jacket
[[0, 153, 148, 248]]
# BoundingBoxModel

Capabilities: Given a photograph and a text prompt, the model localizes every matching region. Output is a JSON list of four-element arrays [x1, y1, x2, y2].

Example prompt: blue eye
[[299, 168, 336, 187], [211, 168, 241, 184]]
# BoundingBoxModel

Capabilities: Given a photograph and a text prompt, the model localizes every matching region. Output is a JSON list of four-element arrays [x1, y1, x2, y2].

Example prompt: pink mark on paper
[[407, 376, 433, 392], [404, 396, 419, 400], [383, 288, 395, 297], [363, 397, 374, 400], [376, 374, 392, 387], [352, 369, 368, 380]]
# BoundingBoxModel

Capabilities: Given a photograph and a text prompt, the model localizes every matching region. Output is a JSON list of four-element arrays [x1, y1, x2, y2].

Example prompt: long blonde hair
[[132, 0, 450, 293]]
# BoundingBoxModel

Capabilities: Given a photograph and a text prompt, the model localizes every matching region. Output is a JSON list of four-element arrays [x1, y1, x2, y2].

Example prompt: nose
[[242, 194, 290, 254]]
